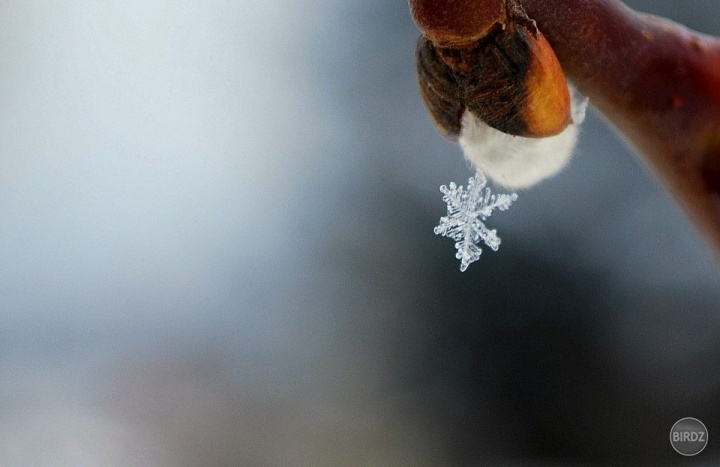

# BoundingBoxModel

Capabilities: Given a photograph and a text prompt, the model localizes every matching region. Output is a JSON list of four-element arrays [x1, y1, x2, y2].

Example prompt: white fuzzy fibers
[[459, 114, 579, 189]]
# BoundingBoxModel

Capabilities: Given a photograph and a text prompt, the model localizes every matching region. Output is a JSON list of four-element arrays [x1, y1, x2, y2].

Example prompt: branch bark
[[522, 0, 720, 256]]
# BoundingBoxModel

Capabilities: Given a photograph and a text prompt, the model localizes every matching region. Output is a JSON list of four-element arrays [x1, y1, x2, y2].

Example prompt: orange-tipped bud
[[519, 27, 572, 136], [415, 19, 571, 139]]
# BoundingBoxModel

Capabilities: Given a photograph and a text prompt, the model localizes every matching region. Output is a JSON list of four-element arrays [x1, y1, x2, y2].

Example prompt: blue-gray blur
[[0, 0, 718, 464]]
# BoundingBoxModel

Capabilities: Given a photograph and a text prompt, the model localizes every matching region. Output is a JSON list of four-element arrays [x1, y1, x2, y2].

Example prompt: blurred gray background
[[0, 0, 719, 465]]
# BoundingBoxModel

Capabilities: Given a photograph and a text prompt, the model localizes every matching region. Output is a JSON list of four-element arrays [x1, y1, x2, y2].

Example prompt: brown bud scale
[[416, 19, 570, 140]]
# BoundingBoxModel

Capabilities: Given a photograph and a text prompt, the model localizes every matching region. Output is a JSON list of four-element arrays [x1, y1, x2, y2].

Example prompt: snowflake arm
[[434, 173, 518, 272]]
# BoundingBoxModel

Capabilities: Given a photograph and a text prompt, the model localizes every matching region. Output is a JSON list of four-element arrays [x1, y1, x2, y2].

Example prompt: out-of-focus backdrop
[[0, 0, 719, 464]]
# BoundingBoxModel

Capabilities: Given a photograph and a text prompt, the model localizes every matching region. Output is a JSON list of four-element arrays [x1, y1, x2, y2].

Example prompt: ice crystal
[[434, 173, 518, 272]]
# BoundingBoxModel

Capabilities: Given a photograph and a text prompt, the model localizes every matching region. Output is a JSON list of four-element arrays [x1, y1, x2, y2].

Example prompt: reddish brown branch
[[522, 0, 720, 257]]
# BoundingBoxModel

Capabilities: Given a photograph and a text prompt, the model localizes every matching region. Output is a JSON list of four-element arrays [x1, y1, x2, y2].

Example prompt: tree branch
[[522, 0, 720, 256]]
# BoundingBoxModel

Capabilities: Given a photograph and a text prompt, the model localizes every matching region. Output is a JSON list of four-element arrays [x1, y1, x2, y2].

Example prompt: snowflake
[[434, 173, 518, 272]]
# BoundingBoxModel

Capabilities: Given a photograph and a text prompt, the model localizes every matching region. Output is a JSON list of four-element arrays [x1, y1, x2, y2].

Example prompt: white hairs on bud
[[458, 87, 587, 189]]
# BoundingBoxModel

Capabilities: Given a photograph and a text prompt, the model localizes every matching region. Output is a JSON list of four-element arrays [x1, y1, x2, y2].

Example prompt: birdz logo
[[670, 418, 708, 456]]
